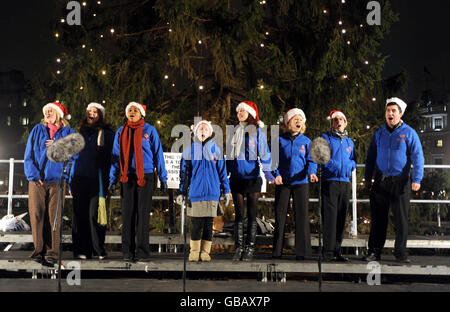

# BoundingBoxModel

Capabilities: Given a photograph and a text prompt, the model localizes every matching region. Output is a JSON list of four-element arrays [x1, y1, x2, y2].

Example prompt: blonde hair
[[41, 113, 70, 127], [283, 119, 306, 134]]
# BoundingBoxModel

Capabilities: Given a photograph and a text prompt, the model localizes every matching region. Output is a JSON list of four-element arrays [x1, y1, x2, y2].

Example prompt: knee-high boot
[[242, 221, 257, 262], [233, 221, 244, 261]]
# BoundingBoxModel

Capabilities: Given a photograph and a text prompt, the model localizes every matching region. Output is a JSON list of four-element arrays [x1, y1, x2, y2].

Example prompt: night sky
[[0, 0, 449, 102]]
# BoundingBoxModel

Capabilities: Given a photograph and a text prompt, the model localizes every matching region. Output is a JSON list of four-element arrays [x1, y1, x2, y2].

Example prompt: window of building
[[23, 101, 27, 107], [21, 117, 29, 126], [434, 117, 443, 130], [436, 139, 443, 148], [6, 116, 11, 126]]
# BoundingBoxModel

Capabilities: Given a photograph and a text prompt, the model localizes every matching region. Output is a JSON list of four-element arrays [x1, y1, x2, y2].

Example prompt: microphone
[[46, 133, 85, 162], [310, 137, 331, 165]]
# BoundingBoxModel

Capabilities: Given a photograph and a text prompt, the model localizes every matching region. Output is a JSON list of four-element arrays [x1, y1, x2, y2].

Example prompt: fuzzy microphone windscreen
[[46, 133, 85, 162], [310, 137, 331, 165]]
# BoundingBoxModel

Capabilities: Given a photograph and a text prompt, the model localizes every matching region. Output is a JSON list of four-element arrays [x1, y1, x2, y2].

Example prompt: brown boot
[[189, 240, 201, 262], [200, 240, 212, 262]]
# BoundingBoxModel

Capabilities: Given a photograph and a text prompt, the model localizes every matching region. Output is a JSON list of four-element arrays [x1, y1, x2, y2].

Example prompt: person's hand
[[160, 182, 168, 193], [69, 190, 72, 196], [411, 183, 421, 192], [274, 176, 283, 185], [310, 174, 319, 183], [108, 183, 116, 195], [176, 194, 185, 206], [263, 171, 275, 183], [35, 180, 43, 186], [45, 139, 55, 147], [224, 193, 232, 206]]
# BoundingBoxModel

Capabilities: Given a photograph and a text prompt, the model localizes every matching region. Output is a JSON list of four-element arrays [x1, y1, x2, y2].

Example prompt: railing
[[1, 158, 449, 237]]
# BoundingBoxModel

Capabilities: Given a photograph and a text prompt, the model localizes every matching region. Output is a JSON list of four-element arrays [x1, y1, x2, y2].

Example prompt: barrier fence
[[0, 159, 449, 237]]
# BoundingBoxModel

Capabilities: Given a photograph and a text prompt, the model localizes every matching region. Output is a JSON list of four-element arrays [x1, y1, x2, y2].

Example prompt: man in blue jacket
[[321, 110, 356, 262], [364, 97, 424, 263]]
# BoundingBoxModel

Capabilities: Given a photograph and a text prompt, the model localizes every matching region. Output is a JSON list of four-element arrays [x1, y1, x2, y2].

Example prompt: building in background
[[419, 90, 449, 165], [0, 70, 30, 159]]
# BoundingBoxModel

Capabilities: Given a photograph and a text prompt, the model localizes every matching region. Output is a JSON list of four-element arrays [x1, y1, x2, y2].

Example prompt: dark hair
[[235, 112, 258, 127], [80, 109, 111, 132]]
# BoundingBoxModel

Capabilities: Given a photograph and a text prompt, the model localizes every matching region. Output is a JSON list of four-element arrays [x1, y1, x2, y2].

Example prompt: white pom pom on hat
[[42, 102, 71, 120], [386, 97, 407, 114], [236, 101, 265, 128], [125, 102, 146, 118], [86, 102, 106, 116], [283, 108, 306, 127]]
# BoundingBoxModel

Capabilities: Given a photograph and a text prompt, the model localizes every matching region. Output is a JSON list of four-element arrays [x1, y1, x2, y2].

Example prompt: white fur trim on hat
[[42, 102, 71, 120], [284, 108, 306, 127], [193, 120, 213, 135], [86, 102, 106, 116], [126, 101, 146, 118], [236, 102, 257, 119], [386, 97, 407, 114], [327, 111, 347, 123]]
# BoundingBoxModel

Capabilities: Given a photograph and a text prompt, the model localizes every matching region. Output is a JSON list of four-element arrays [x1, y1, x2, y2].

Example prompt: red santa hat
[[327, 110, 347, 123], [86, 102, 106, 117], [192, 119, 213, 135], [236, 101, 264, 128], [283, 108, 306, 127], [125, 101, 146, 118], [386, 97, 407, 114], [42, 102, 71, 120]]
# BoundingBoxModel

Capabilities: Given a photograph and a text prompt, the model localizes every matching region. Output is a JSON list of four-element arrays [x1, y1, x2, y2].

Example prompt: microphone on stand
[[46, 133, 85, 163], [309, 136, 331, 293], [45, 132, 85, 293]]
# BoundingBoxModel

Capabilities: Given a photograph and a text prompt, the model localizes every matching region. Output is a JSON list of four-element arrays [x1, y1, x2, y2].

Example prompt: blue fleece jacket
[[179, 138, 230, 202], [320, 132, 356, 182], [226, 127, 272, 179], [272, 132, 317, 185], [69, 126, 115, 190], [109, 123, 168, 184], [24, 123, 75, 183], [365, 122, 424, 184]]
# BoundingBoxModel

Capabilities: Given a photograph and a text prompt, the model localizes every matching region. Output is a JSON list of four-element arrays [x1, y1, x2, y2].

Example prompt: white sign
[[162, 152, 182, 190]]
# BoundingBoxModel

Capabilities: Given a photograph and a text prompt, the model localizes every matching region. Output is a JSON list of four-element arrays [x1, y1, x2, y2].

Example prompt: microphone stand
[[53, 160, 68, 293], [317, 164, 323, 292], [182, 161, 192, 293]]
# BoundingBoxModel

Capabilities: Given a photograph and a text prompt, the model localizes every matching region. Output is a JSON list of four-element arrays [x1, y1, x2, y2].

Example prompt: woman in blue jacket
[[109, 102, 168, 262], [320, 110, 356, 262], [177, 120, 231, 262], [69, 103, 114, 260], [24, 102, 74, 264], [227, 101, 274, 262], [271, 108, 318, 260]]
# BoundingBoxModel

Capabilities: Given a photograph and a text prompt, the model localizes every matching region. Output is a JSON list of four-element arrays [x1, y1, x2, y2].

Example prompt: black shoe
[[242, 246, 255, 262], [31, 254, 43, 264], [233, 247, 244, 262], [322, 255, 336, 262], [123, 254, 134, 262], [362, 252, 381, 262], [395, 256, 411, 264], [335, 254, 350, 262], [135, 255, 150, 262], [43, 257, 57, 267], [233, 221, 244, 261]]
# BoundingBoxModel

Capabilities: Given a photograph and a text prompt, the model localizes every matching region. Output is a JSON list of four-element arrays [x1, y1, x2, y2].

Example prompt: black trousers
[[368, 176, 410, 257], [71, 176, 106, 258], [272, 184, 312, 257], [191, 217, 213, 241], [321, 181, 350, 257], [121, 173, 154, 258]]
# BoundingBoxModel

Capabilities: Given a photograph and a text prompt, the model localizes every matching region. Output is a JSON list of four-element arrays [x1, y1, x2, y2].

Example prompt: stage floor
[[1, 251, 449, 276]]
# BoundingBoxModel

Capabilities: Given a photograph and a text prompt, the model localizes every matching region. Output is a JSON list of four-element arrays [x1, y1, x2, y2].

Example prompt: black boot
[[232, 221, 244, 261], [362, 248, 381, 261], [242, 221, 257, 262]]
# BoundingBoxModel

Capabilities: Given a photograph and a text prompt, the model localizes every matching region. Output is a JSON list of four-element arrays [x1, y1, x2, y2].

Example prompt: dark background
[[0, 0, 449, 102]]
